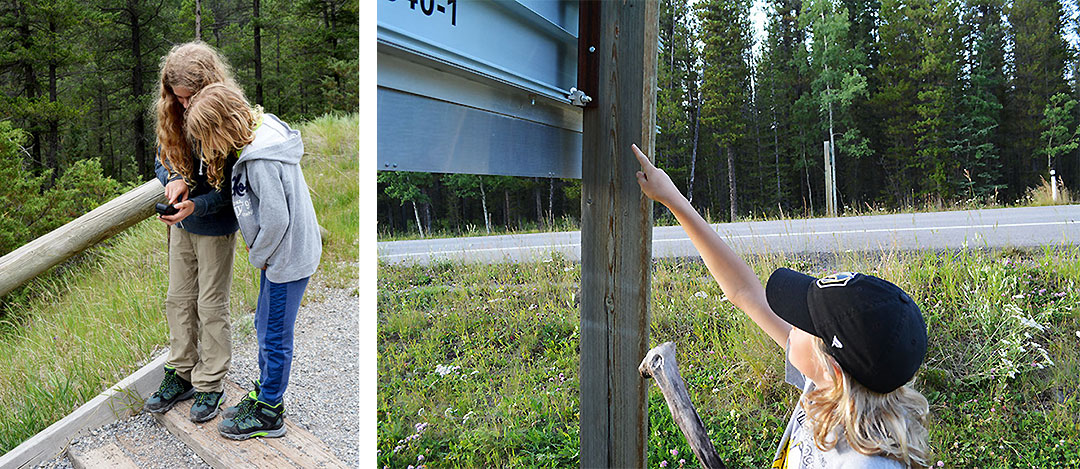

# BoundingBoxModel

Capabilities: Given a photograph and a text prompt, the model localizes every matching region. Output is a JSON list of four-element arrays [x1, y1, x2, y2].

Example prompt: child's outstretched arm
[[632, 144, 792, 350]]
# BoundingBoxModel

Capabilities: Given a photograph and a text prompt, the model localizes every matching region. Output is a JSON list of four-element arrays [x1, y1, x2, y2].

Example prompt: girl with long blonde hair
[[144, 41, 241, 425], [184, 83, 321, 441], [632, 144, 931, 468]]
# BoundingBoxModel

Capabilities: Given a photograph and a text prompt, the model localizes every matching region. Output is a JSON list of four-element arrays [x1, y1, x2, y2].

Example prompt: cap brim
[[765, 268, 818, 337]]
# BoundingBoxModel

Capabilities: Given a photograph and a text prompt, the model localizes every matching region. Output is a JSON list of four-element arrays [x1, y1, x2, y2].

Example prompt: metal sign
[[377, 0, 583, 178]]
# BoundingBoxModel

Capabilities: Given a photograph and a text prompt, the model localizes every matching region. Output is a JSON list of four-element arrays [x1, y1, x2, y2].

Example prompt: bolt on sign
[[377, 0, 584, 178]]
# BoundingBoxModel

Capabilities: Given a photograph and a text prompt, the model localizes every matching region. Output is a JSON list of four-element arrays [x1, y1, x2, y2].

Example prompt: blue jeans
[[254, 270, 310, 405]]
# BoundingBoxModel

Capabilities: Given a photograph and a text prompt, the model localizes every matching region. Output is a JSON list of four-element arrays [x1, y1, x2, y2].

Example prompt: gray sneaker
[[143, 367, 194, 414], [190, 390, 226, 423], [222, 380, 261, 420]]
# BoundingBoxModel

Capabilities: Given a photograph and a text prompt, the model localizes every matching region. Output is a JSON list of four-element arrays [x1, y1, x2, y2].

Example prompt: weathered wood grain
[[68, 442, 140, 469], [0, 353, 167, 469], [579, 1, 659, 467], [152, 379, 348, 469], [640, 342, 726, 469]]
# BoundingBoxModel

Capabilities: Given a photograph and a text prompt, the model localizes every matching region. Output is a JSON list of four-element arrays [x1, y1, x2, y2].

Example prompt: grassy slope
[[377, 247, 1080, 468], [0, 113, 358, 454]]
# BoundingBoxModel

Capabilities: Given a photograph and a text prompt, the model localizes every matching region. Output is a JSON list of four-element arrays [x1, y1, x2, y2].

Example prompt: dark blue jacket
[[154, 150, 239, 236]]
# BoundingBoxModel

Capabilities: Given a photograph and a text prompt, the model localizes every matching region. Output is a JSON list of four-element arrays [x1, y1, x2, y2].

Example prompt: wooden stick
[[639, 342, 726, 469]]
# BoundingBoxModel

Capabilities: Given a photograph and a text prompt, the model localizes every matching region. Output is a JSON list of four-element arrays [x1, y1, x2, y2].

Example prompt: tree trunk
[[822, 9, 837, 215], [548, 178, 555, 228], [421, 200, 432, 235], [533, 178, 544, 229], [411, 201, 424, 238], [253, 0, 263, 105], [688, 95, 700, 203], [503, 190, 511, 229], [802, 136, 813, 215], [16, 0, 41, 170], [480, 178, 491, 234], [47, 28, 59, 183], [129, 1, 148, 178], [195, 0, 202, 39], [771, 78, 780, 208], [727, 145, 737, 221], [753, 91, 762, 209]]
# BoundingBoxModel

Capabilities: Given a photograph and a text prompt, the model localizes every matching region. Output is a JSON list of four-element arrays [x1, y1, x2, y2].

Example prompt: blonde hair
[[154, 41, 239, 183], [802, 337, 931, 468], [183, 83, 260, 189]]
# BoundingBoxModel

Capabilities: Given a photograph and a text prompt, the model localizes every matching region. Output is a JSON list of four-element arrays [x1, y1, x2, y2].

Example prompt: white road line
[[378, 220, 1075, 259]]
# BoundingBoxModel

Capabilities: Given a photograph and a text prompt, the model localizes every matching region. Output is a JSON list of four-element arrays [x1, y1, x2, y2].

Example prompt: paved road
[[377, 205, 1080, 265]]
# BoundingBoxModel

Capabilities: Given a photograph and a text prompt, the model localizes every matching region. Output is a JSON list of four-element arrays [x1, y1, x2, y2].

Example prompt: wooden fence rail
[[0, 179, 165, 298]]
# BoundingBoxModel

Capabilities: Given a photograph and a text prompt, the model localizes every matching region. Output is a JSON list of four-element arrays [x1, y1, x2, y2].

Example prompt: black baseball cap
[[765, 268, 927, 394]]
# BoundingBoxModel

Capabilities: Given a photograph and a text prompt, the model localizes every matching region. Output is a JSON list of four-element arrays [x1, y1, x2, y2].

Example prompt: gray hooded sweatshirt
[[230, 113, 321, 284]]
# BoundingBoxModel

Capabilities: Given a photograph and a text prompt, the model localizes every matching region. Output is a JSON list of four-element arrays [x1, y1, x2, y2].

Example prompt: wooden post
[[0, 179, 165, 298], [579, 1, 659, 467], [639, 342, 726, 469]]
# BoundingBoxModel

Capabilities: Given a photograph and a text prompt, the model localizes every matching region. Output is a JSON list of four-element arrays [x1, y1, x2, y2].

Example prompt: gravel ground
[[33, 265, 359, 468]]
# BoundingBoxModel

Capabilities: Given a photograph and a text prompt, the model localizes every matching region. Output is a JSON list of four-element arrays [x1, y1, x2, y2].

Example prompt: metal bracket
[[568, 87, 592, 107]]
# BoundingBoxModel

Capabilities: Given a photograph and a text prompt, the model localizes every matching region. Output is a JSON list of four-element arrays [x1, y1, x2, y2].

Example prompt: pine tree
[[656, 0, 699, 204], [912, 0, 963, 198], [757, 0, 815, 213], [1003, 0, 1070, 199], [697, 0, 752, 220], [952, 0, 1007, 200]]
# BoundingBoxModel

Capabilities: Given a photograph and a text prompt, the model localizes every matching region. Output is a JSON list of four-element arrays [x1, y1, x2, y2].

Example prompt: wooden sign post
[[579, 1, 659, 467]]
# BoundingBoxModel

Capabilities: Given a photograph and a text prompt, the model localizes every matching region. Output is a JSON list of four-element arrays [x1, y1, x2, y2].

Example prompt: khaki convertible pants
[[165, 228, 236, 392]]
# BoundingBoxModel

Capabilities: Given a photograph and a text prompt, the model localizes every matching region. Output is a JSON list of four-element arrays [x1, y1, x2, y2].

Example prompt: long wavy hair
[[802, 337, 932, 468], [183, 83, 260, 189], [154, 41, 239, 183]]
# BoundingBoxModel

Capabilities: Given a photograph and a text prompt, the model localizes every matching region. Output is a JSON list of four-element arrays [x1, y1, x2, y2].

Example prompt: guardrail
[[0, 179, 166, 298]]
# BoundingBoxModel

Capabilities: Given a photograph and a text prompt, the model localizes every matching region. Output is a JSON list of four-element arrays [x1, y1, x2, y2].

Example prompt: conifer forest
[[0, 0, 358, 254], [378, 0, 1080, 238]]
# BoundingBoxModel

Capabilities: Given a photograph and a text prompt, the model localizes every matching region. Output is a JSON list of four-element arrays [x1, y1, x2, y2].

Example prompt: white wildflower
[[694, 291, 708, 299], [1013, 314, 1046, 332], [435, 364, 460, 376]]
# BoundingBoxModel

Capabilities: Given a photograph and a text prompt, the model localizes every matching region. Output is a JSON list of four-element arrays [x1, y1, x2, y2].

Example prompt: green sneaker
[[143, 366, 194, 414], [221, 380, 260, 420], [190, 390, 226, 423], [218, 391, 286, 440]]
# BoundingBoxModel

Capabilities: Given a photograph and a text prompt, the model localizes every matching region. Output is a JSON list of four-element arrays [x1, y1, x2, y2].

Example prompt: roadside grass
[[0, 112, 357, 455], [377, 247, 1080, 468]]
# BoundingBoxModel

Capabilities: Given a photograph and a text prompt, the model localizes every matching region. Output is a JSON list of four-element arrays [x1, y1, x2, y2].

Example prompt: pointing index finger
[[631, 144, 651, 170]]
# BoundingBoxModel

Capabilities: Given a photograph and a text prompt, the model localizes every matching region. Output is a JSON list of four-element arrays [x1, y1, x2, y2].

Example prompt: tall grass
[[301, 113, 360, 286], [0, 112, 358, 454], [378, 247, 1080, 468], [1025, 176, 1074, 206], [0, 222, 260, 452]]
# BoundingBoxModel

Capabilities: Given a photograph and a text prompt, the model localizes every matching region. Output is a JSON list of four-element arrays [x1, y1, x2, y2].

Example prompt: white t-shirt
[[771, 349, 904, 468]]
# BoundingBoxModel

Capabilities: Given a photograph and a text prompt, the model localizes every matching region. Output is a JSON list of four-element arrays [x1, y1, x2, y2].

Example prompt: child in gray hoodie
[[183, 83, 322, 440]]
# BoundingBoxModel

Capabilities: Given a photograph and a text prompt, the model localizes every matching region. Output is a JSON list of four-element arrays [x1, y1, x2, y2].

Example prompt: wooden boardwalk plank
[[68, 442, 140, 469], [152, 380, 348, 469]]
